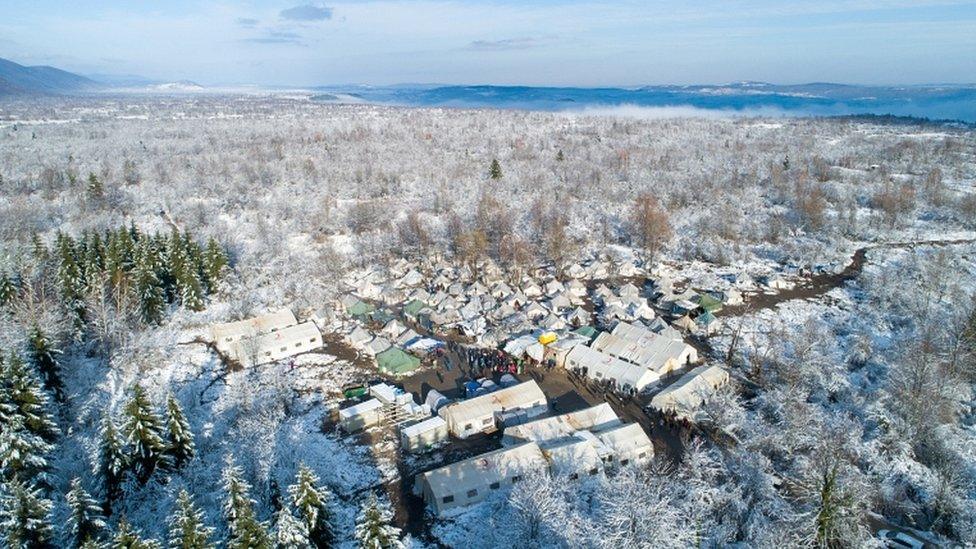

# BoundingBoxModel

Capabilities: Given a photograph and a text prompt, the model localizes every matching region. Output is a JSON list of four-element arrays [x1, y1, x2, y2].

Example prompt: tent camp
[[564, 345, 661, 392], [376, 347, 422, 376], [649, 365, 730, 414], [438, 380, 548, 439], [226, 322, 322, 368], [416, 442, 548, 515], [210, 308, 297, 352]]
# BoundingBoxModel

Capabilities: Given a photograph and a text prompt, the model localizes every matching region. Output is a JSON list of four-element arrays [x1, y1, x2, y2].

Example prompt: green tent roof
[[376, 347, 421, 375], [348, 299, 375, 317], [695, 293, 724, 313], [572, 325, 600, 340], [403, 299, 426, 317], [370, 309, 395, 323]]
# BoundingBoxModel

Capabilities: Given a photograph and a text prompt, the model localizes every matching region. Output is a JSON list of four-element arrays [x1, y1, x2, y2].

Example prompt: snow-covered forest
[[1, 94, 975, 548]]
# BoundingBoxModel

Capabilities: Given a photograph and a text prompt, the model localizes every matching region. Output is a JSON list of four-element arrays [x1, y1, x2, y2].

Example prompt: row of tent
[[416, 402, 654, 515]]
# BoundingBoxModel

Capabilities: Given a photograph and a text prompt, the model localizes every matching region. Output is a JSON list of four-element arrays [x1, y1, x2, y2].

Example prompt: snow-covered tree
[[354, 494, 402, 549], [65, 477, 107, 548], [167, 489, 214, 549], [287, 464, 333, 548], [0, 412, 54, 481], [201, 238, 228, 293], [272, 507, 310, 549], [163, 394, 194, 468], [111, 517, 161, 549], [133, 245, 165, 326], [222, 456, 271, 549], [0, 478, 54, 548], [24, 326, 64, 402], [120, 385, 169, 483], [2, 353, 59, 441], [0, 272, 17, 307], [96, 413, 126, 511]]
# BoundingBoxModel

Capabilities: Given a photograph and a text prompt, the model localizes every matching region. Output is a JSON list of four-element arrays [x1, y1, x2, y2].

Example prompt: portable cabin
[[400, 416, 449, 453], [339, 398, 384, 432]]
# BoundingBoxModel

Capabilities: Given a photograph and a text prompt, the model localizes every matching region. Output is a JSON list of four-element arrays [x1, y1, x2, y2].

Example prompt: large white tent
[[564, 345, 661, 392], [438, 380, 547, 439], [210, 308, 297, 352]]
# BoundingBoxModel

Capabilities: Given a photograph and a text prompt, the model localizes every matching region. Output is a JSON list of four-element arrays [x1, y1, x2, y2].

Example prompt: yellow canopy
[[538, 332, 558, 345]]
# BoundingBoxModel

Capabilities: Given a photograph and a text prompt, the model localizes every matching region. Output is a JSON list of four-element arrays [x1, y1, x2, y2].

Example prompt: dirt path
[[719, 236, 976, 319]]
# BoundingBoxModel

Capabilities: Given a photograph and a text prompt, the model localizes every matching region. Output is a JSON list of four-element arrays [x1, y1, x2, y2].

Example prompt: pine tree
[[87, 173, 104, 201], [163, 394, 194, 468], [25, 326, 64, 402], [133, 249, 165, 325], [0, 272, 17, 307], [174, 251, 205, 313], [55, 234, 87, 333], [96, 413, 127, 511], [556, 149, 565, 162], [272, 508, 310, 549], [222, 457, 271, 549], [121, 385, 168, 483], [0, 478, 54, 548], [201, 238, 227, 294], [0, 413, 55, 481], [488, 158, 502, 180], [3, 354, 59, 441], [354, 494, 402, 549], [287, 464, 333, 548], [65, 478, 107, 548], [167, 489, 214, 549], [111, 517, 161, 549]]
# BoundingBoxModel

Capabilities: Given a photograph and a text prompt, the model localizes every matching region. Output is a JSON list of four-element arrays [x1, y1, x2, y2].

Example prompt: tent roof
[[504, 403, 621, 443], [376, 347, 421, 375], [439, 380, 547, 426], [421, 442, 547, 500]]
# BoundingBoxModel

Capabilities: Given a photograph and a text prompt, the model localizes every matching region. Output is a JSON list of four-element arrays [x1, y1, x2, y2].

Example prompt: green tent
[[695, 293, 724, 313], [370, 309, 395, 324], [376, 347, 421, 376], [403, 299, 426, 318], [572, 325, 600, 341], [348, 299, 375, 318]]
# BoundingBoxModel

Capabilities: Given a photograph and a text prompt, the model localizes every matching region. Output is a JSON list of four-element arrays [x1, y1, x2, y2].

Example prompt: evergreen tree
[[172, 245, 205, 312], [120, 385, 168, 483], [55, 234, 86, 333], [354, 494, 402, 549], [287, 464, 333, 548], [25, 326, 64, 402], [111, 517, 161, 549], [3, 354, 59, 441], [0, 478, 54, 548], [0, 413, 55, 481], [556, 149, 565, 162], [163, 394, 194, 468], [87, 173, 104, 201], [201, 238, 227, 294], [222, 457, 271, 549], [167, 489, 214, 549], [65, 478, 107, 548], [0, 272, 17, 307], [96, 413, 126, 511], [133, 248, 165, 325], [273, 508, 310, 549], [488, 158, 502, 180], [31, 234, 49, 263]]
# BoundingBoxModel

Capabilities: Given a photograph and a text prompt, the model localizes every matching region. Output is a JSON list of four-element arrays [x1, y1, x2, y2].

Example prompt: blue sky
[[1, 1, 975, 86]]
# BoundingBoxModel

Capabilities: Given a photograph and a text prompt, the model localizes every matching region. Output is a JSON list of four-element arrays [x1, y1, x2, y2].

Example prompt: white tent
[[416, 442, 548, 514], [564, 345, 660, 392], [438, 380, 548, 439], [227, 322, 322, 368], [650, 365, 730, 414], [339, 398, 384, 432], [503, 403, 621, 444], [210, 308, 297, 352]]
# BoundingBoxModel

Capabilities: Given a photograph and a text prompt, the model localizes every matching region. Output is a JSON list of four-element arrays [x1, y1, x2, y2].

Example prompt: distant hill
[[0, 57, 102, 96], [311, 81, 976, 123]]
